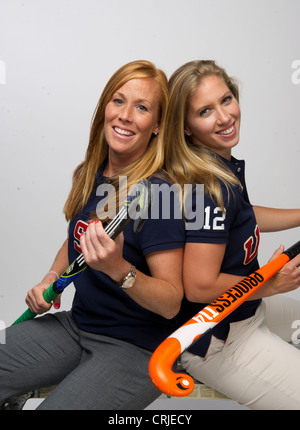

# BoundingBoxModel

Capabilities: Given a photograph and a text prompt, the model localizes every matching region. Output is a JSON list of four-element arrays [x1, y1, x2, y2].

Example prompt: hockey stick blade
[[149, 239, 300, 397]]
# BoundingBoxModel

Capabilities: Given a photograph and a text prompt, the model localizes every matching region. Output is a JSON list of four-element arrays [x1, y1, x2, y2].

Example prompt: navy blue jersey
[[68, 167, 198, 351], [186, 155, 261, 356]]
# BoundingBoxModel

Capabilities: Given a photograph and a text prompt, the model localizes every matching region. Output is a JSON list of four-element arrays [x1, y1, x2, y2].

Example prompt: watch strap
[[113, 264, 136, 289]]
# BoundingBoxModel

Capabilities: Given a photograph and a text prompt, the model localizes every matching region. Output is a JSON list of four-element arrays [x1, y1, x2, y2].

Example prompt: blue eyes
[[138, 105, 148, 112], [113, 98, 123, 105], [112, 99, 148, 112], [200, 108, 209, 117], [199, 96, 233, 117], [222, 96, 232, 104]]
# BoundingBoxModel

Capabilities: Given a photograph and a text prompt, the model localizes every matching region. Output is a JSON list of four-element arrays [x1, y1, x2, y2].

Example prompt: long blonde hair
[[64, 60, 168, 221], [164, 60, 241, 209]]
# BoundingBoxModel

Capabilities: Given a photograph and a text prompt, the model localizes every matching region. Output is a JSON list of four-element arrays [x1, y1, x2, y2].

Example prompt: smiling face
[[104, 77, 161, 172], [185, 74, 241, 159]]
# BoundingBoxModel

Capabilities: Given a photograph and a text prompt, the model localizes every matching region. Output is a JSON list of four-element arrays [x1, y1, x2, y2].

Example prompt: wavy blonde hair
[[164, 60, 241, 209], [64, 60, 168, 221]]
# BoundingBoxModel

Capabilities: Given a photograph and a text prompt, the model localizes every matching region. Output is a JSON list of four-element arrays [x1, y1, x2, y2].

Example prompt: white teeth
[[114, 126, 134, 136], [218, 125, 234, 135]]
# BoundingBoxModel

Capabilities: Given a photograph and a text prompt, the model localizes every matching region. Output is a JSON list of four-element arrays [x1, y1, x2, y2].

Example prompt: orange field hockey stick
[[149, 240, 300, 397]]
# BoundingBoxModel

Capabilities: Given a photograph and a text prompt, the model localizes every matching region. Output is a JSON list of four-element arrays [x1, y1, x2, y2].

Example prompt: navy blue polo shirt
[[68, 168, 198, 351], [186, 155, 261, 356]]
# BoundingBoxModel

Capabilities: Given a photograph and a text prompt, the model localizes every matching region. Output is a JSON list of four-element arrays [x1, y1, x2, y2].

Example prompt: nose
[[119, 104, 133, 123], [216, 107, 230, 125]]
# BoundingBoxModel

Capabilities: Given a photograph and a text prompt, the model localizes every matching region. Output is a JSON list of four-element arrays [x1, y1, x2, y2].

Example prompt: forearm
[[184, 270, 289, 303], [124, 269, 183, 320], [185, 262, 300, 304], [253, 206, 300, 232], [26, 238, 69, 314], [112, 250, 184, 320], [41, 238, 69, 283], [184, 271, 244, 304]]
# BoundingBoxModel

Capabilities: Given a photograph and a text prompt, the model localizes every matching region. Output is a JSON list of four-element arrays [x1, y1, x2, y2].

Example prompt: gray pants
[[0, 311, 160, 410]]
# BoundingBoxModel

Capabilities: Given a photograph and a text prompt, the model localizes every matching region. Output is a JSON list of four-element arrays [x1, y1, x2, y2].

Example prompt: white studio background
[[0, 0, 299, 410]]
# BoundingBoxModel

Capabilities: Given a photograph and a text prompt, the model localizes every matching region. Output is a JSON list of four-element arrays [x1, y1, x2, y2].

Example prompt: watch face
[[123, 276, 135, 289], [121, 265, 136, 289]]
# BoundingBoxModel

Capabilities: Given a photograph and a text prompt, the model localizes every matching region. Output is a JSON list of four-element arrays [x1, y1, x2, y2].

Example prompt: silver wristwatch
[[116, 264, 137, 289]]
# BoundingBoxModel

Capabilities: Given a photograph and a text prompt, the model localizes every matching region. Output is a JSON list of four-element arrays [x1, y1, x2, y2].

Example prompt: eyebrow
[[194, 90, 232, 113], [221, 90, 232, 99], [113, 91, 153, 107]]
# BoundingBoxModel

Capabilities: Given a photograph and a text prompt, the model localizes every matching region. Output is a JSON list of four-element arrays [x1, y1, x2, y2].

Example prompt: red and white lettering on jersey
[[243, 224, 260, 265], [73, 220, 88, 253]]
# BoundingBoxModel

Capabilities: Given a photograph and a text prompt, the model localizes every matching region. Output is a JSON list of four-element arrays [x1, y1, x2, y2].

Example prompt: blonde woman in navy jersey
[[164, 60, 300, 409]]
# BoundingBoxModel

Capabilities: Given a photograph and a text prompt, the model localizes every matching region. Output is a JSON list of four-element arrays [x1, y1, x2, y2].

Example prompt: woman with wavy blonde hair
[[0, 60, 196, 410], [164, 60, 241, 210], [163, 60, 300, 409]]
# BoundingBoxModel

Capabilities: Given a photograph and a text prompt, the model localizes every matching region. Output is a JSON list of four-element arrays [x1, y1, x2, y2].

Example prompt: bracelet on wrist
[[47, 270, 60, 280]]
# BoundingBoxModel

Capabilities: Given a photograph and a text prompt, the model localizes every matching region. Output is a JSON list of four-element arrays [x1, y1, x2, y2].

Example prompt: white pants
[[181, 295, 300, 410]]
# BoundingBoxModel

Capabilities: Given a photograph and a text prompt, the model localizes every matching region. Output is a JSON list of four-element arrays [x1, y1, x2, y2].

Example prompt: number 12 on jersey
[[203, 206, 226, 230]]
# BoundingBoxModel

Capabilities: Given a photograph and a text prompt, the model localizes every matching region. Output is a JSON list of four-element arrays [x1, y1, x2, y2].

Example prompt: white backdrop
[[0, 0, 300, 409]]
